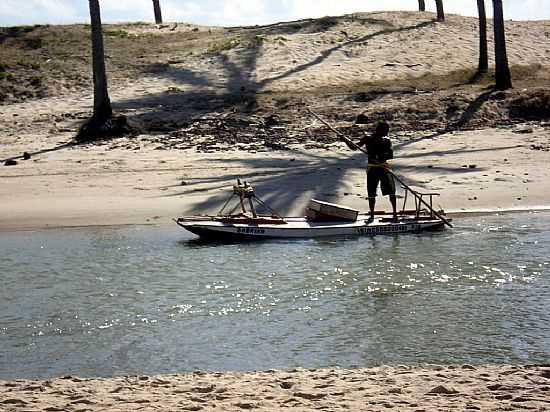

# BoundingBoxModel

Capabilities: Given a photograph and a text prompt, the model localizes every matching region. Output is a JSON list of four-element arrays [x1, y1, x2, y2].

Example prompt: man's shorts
[[366, 166, 396, 198]]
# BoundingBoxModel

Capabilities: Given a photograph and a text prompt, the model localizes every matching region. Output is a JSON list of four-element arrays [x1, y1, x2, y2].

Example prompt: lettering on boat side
[[357, 224, 420, 235], [237, 227, 266, 235]]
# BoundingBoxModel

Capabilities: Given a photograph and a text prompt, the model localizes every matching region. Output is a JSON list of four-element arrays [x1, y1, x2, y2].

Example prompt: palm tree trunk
[[153, 0, 163, 24], [435, 0, 445, 21], [88, 0, 112, 122], [493, 0, 512, 89], [477, 0, 488, 74], [418, 0, 426, 12]]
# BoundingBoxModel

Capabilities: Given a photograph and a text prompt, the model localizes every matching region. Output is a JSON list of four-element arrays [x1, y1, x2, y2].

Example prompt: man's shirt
[[358, 135, 394, 165]]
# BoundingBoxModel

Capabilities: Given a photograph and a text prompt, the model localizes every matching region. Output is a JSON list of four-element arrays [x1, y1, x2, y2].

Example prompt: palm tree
[[435, 0, 445, 21], [84, 0, 112, 135], [493, 0, 512, 89], [418, 0, 426, 11], [152, 0, 163, 24], [477, 0, 488, 74]]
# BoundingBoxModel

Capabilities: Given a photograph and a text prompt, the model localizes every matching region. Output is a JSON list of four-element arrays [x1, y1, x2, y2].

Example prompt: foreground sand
[[1, 365, 550, 411]]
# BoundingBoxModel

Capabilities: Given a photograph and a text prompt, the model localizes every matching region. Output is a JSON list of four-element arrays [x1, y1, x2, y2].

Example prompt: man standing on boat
[[346, 122, 398, 223]]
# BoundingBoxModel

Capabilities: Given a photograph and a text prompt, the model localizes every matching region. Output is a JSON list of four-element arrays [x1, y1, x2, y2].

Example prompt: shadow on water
[[178, 237, 252, 248]]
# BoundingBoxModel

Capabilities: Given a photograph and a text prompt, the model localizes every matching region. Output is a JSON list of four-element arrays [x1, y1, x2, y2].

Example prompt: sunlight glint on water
[[0, 212, 549, 379]]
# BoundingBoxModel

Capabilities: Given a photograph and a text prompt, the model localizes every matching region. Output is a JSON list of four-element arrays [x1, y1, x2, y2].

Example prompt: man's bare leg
[[389, 194, 398, 222], [368, 197, 376, 222]]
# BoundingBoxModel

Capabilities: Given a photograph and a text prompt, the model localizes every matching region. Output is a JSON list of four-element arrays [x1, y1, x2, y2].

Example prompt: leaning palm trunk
[[418, 0, 426, 12], [477, 0, 488, 74], [89, 0, 112, 124], [152, 0, 163, 24], [435, 0, 445, 21], [492, 0, 512, 89]]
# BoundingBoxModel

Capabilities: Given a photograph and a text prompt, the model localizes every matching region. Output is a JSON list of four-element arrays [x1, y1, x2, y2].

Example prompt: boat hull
[[177, 216, 446, 240]]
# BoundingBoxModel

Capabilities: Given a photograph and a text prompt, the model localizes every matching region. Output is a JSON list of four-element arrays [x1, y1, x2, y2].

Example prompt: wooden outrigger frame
[[217, 179, 283, 219]]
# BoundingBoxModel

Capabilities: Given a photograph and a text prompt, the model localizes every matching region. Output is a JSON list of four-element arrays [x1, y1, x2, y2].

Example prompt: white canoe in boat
[[176, 214, 447, 240]]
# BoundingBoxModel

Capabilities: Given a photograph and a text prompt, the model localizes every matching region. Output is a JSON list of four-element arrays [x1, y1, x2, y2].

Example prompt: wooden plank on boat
[[308, 199, 359, 221]]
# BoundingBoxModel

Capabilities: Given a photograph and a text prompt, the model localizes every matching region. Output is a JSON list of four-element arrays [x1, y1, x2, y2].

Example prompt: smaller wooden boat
[[176, 180, 452, 240]]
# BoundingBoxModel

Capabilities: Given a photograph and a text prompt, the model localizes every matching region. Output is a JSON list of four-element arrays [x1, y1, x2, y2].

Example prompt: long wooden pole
[[307, 109, 453, 228]]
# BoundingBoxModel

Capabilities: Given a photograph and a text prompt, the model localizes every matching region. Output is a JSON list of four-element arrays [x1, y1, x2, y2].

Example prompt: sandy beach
[[1, 12, 550, 231], [1, 125, 549, 231], [1, 365, 550, 411]]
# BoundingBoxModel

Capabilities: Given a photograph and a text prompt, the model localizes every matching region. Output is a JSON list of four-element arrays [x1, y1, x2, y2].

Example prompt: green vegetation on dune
[[104, 29, 131, 38], [1, 13, 549, 133], [207, 37, 241, 54]]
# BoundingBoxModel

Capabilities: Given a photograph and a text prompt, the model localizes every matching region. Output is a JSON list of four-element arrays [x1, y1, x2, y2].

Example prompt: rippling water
[[1, 212, 549, 379]]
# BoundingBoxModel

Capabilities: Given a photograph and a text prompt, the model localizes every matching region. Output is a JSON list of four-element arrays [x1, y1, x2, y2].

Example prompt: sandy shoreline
[[1, 126, 549, 232], [1, 365, 549, 411]]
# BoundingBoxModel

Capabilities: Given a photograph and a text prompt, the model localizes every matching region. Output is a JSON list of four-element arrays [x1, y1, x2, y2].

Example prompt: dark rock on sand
[[427, 385, 459, 395], [264, 114, 280, 127], [355, 113, 369, 124], [513, 127, 534, 134], [280, 381, 294, 389]]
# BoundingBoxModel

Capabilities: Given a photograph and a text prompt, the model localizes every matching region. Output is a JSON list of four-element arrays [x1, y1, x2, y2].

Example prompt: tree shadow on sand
[[115, 17, 437, 132], [157, 139, 517, 215], [228, 15, 394, 37], [0, 141, 75, 164], [394, 89, 498, 150], [110, 15, 504, 215]]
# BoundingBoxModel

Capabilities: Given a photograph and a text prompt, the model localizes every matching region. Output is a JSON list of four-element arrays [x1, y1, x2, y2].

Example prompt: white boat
[[176, 180, 452, 241], [176, 214, 447, 240]]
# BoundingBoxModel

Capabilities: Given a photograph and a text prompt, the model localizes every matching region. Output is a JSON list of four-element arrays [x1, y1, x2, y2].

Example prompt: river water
[[1, 212, 549, 379]]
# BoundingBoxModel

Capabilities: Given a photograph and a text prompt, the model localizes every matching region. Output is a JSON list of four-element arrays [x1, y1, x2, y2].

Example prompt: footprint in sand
[[0, 399, 28, 406], [192, 384, 216, 393], [234, 402, 256, 409], [293, 391, 327, 400], [180, 404, 203, 411], [279, 381, 295, 389]]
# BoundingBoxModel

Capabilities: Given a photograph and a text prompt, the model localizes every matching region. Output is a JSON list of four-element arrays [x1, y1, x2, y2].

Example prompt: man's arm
[[383, 139, 393, 161], [345, 134, 369, 151], [357, 134, 369, 148]]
